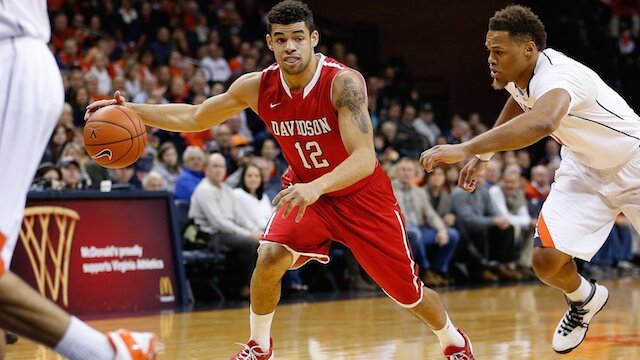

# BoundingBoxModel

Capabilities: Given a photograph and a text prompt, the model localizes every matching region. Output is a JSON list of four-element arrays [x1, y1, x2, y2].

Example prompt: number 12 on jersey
[[294, 141, 329, 169]]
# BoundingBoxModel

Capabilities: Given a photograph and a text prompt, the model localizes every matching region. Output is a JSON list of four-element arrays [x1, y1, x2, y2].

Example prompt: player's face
[[267, 22, 319, 75], [485, 30, 536, 89]]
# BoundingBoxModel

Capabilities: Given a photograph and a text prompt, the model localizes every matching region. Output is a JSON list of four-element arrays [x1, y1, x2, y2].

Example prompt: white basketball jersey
[[0, 0, 50, 42], [505, 48, 640, 169]]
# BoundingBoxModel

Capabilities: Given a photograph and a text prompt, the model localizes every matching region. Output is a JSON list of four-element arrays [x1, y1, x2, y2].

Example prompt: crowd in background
[[31, 0, 640, 300]]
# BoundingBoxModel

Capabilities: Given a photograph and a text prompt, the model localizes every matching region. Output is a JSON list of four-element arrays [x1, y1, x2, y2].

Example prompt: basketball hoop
[[19, 206, 80, 307]]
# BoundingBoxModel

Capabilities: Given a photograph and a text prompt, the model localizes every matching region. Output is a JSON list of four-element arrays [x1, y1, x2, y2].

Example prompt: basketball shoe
[[443, 329, 474, 359], [107, 329, 158, 360], [230, 339, 273, 360], [552, 281, 609, 354]]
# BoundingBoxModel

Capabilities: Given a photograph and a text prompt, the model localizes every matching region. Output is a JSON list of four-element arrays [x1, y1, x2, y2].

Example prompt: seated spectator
[[524, 164, 551, 218], [483, 159, 502, 190], [31, 162, 64, 191], [189, 153, 261, 298], [152, 142, 182, 191], [412, 103, 440, 147], [451, 173, 520, 281], [142, 171, 165, 191], [424, 165, 456, 228], [392, 158, 460, 286], [110, 164, 141, 190], [58, 156, 86, 190], [489, 165, 535, 275], [233, 163, 273, 230], [174, 146, 205, 203]]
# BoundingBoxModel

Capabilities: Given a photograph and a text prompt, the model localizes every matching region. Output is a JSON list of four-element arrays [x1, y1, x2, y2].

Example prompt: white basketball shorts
[[0, 36, 63, 272], [536, 151, 640, 261]]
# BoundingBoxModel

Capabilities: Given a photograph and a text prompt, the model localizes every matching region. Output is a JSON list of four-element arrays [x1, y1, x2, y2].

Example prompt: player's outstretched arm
[[85, 72, 261, 132], [420, 89, 569, 172]]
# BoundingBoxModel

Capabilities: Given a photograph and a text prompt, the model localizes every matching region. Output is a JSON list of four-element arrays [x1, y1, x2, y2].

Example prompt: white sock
[[250, 306, 274, 351], [54, 316, 115, 360], [566, 276, 592, 302], [433, 313, 465, 348]]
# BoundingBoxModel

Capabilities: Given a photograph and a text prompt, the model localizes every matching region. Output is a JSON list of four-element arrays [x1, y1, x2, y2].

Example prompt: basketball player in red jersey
[[87, 1, 474, 359]]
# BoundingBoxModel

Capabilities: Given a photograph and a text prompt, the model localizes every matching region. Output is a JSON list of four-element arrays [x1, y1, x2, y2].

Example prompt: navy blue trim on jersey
[[568, 113, 640, 141], [541, 51, 553, 65], [596, 100, 624, 121]]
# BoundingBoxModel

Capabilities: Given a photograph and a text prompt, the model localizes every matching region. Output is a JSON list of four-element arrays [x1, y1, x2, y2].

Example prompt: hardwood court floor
[[7, 278, 640, 359]]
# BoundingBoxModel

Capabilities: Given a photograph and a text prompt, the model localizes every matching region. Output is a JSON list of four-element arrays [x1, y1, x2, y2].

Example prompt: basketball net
[[19, 206, 80, 307]]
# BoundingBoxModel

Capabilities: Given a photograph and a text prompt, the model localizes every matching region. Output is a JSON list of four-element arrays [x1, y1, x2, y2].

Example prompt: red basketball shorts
[[261, 167, 424, 307]]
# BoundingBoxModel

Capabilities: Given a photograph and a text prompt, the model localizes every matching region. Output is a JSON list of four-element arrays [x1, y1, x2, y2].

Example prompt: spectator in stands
[[150, 27, 174, 65], [516, 149, 532, 177], [412, 103, 441, 147], [201, 43, 232, 83], [483, 159, 502, 190], [524, 164, 551, 218], [44, 125, 73, 164], [152, 142, 182, 191], [451, 172, 520, 280], [393, 158, 460, 286], [538, 138, 561, 165], [207, 124, 235, 171], [111, 164, 141, 190], [233, 164, 273, 231], [489, 165, 535, 276], [58, 157, 86, 190], [31, 163, 64, 191], [142, 171, 165, 191], [85, 52, 112, 96], [424, 165, 456, 228], [132, 76, 157, 104], [189, 153, 261, 298], [174, 146, 205, 203]]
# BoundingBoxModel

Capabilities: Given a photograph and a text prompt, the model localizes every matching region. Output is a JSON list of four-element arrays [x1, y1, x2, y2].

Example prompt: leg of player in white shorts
[[0, 37, 156, 360], [531, 158, 615, 353]]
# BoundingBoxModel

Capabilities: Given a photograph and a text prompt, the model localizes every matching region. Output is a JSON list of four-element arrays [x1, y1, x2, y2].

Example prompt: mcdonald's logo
[[159, 276, 175, 303]]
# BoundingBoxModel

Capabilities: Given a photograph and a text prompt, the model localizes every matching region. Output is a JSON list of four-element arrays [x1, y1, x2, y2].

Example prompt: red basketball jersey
[[258, 54, 378, 197]]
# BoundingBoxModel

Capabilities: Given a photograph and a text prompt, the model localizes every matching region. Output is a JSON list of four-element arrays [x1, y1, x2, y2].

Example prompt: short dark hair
[[489, 5, 547, 50], [267, 0, 315, 33]]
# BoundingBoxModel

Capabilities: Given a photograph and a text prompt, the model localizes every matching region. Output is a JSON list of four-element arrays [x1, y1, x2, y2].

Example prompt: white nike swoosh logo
[[92, 148, 113, 160], [270, 102, 281, 108]]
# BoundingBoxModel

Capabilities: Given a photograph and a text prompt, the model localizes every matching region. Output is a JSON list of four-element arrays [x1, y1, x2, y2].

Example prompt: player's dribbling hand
[[419, 144, 468, 172], [272, 182, 321, 223], [458, 156, 489, 192], [84, 90, 126, 121]]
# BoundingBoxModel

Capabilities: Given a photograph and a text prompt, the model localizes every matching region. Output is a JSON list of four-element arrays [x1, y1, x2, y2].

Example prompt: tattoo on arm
[[336, 77, 370, 134]]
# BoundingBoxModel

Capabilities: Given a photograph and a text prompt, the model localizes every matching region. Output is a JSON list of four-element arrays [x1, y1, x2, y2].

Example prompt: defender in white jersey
[[0, 1, 156, 359], [420, 5, 634, 355]]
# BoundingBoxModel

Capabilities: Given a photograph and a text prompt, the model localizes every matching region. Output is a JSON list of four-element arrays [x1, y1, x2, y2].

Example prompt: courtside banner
[[10, 191, 187, 317]]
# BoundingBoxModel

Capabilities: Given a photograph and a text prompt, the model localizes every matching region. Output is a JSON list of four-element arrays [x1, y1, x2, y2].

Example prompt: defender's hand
[[272, 183, 322, 223], [84, 90, 126, 121], [420, 144, 468, 172], [458, 156, 489, 192]]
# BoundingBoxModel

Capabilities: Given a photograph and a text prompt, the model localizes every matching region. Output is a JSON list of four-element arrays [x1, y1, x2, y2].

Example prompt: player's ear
[[311, 30, 319, 48], [266, 34, 274, 51]]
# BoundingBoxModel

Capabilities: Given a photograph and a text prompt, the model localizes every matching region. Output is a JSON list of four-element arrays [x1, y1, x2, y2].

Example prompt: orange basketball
[[83, 105, 147, 169]]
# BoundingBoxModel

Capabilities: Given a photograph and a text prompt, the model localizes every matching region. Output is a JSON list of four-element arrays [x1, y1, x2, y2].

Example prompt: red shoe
[[230, 339, 273, 360], [443, 329, 474, 359]]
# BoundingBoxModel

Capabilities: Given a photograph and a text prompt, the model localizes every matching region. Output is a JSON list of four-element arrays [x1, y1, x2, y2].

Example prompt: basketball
[[83, 105, 147, 169]]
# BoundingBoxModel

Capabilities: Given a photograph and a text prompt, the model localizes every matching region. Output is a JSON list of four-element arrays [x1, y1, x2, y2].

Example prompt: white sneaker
[[552, 281, 609, 354], [107, 329, 158, 360]]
